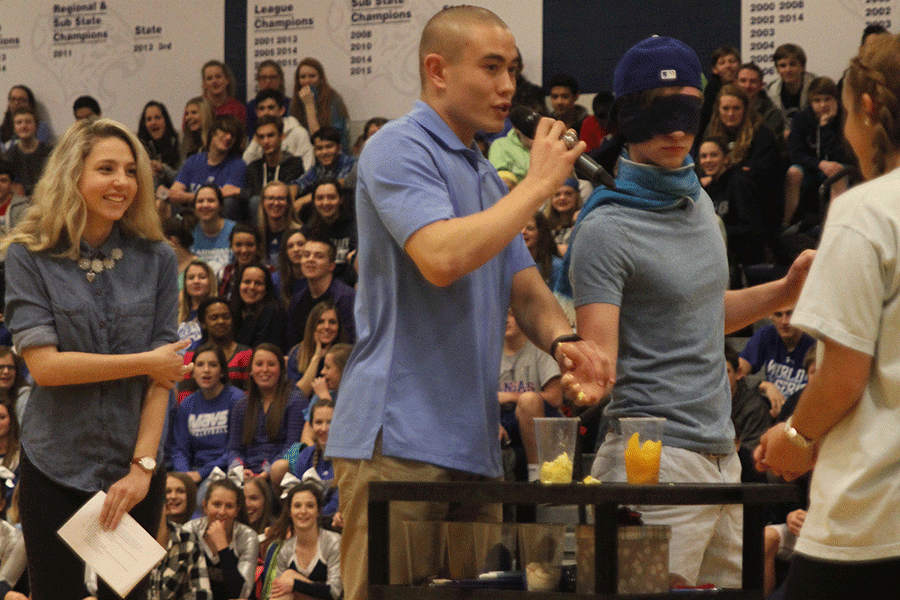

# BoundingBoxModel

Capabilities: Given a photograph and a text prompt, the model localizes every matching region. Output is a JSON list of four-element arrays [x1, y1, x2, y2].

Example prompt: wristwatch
[[783, 416, 814, 450], [549, 333, 583, 361], [131, 456, 157, 473]]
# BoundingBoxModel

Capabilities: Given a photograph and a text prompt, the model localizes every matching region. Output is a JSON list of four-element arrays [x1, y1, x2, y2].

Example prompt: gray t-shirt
[[499, 342, 560, 394], [570, 195, 734, 454]]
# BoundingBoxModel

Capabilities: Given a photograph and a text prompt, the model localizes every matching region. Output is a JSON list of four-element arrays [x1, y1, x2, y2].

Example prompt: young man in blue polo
[[327, 7, 612, 600]]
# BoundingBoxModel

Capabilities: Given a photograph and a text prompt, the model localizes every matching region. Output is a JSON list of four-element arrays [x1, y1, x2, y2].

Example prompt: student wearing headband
[[560, 36, 815, 588]]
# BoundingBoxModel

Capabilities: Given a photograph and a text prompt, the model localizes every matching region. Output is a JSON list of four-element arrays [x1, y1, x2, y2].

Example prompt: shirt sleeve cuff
[[13, 325, 59, 351]]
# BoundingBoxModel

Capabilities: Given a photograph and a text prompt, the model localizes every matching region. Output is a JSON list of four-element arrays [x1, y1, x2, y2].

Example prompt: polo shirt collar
[[409, 100, 476, 155]]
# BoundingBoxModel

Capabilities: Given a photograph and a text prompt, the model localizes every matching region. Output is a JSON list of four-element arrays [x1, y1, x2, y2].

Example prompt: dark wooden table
[[368, 481, 798, 599]]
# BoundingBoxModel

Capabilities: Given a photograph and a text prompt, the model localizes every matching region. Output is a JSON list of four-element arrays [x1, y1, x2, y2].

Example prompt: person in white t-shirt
[[755, 33, 900, 599]]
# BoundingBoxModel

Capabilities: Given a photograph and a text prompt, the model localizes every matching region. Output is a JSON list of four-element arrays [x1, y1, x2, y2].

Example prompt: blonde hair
[[705, 84, 762, 167], [202, 60, 236, 99], [544, 183, 582, 231], [845, 33, 900, 177], [325, 343, 353, 379], [178, 259, 219, 323], [181, 96, 214, 158], [2, 118, 162, 259], [256, 180, 300, 245]]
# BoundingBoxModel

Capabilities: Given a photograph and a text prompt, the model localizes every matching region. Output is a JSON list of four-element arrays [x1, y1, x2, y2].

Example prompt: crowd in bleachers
[[0, 21, 890, 599]]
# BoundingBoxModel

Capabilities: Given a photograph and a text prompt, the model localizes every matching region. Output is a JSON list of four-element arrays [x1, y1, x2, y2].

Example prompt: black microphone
[[509, 105, 616, 190]]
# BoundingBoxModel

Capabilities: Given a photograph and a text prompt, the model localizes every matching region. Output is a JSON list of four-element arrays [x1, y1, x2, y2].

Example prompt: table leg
[[742, 503, 765, 593], [594, 502, 618, 594], [369, 497, 390, 585]]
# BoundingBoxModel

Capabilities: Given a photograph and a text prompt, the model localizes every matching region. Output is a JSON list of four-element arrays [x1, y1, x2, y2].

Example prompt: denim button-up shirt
[[5, 226, 178, 491]]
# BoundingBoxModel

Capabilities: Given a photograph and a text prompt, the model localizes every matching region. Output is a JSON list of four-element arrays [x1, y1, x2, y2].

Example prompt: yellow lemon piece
[[582, 475, 601, 484]]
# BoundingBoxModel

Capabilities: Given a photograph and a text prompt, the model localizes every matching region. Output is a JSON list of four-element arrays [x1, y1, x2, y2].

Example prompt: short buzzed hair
[[12, 106, 37, 122], [255, 88, 283, 107], [418, 5, 508, 86], [861, 24, 888, 46], [549, 73, 579, 96], [72, 95, 101, 116]]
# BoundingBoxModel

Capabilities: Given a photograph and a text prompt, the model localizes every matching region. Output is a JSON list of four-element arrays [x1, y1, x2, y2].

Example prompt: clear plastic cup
[[534, 417, 579, 483], [620, 417, 665, 484]]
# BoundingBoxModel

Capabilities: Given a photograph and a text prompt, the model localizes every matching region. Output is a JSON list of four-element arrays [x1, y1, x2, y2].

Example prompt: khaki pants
[[334, 437, 501, 600]]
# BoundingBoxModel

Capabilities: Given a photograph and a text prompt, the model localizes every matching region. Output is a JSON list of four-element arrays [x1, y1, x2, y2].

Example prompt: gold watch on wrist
[[783, 416, 814, 450], [131, 456, 157, 473]]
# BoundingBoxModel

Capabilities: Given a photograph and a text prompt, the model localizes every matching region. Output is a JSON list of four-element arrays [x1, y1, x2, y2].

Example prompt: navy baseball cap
[[614, 36, 703, 98]]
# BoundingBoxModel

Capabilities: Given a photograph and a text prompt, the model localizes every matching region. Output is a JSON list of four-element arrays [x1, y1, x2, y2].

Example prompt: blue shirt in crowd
[[175, 153, 247, 194], [172, 384, 245, 478], [191, 220, 236, 278], [740, 324, 815, 398], [226, 390, 306, 473], [292, 153, 355, 197]]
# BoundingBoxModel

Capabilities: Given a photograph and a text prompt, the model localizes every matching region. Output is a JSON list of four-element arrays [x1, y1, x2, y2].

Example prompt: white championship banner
[[0, 0, 225, 138], [741, 0, 897, 84], [245, 0, 543, 121]]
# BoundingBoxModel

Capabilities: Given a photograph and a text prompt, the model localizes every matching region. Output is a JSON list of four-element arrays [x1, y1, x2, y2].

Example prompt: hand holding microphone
[[510, 106, 616, 190]]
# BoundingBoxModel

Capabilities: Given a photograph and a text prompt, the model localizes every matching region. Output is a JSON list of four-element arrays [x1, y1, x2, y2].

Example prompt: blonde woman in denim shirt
[[2, 118, 192, 600]]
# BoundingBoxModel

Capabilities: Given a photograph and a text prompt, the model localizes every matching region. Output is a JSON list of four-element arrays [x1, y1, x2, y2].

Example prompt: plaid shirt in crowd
[[148, 520, 212, 600]]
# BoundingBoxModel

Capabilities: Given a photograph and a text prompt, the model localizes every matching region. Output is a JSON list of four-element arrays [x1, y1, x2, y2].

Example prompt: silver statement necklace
[[76, 248, 123, 282]]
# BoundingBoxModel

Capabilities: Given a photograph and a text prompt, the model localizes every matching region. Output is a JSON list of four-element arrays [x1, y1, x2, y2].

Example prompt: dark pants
[[19, 451, 166, 600], [782, 553, 900, 600]]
